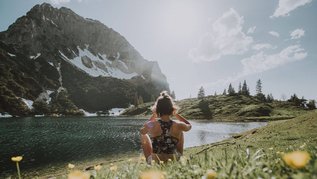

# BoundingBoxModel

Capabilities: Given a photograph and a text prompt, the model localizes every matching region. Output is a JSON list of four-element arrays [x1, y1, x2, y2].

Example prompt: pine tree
[[214, 91, 217, 96], [288, 94, 300, 106], [32, 99, 50, 114], [256, 79, 262, 95], [241, 80, 250, 96], [238, 82, 242, 95], [266, 93, 274, 103], [307, 100, 316, 110], [222, 89, 227, 96], [228, 83, 236, 96], [171, 91, 176, 99], [256, 79, 266, 102], [198, 86, 205, 99]]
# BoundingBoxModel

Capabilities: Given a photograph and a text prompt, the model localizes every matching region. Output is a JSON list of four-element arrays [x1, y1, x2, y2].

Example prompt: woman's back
[[140, 91, 191, 163]]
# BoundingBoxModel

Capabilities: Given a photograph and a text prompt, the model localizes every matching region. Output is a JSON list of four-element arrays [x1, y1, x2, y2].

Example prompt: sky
[[0, 0, 316, 100]]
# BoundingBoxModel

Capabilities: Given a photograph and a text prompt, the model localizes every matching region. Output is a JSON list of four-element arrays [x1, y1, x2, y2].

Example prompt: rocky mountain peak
[[0, 3, 169, 115]]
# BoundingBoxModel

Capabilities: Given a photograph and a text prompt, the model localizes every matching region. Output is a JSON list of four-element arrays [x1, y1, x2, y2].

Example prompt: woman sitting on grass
[[140, 91, 192, 163]]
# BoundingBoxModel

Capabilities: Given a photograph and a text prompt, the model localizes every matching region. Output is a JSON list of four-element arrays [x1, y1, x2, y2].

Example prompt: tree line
[[197, 79, 316, 110]]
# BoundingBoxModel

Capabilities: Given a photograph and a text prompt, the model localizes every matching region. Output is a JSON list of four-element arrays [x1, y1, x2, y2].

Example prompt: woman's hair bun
[[160, 91, 169, 98]]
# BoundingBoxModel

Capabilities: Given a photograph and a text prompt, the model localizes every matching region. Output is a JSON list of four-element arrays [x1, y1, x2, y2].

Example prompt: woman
[[140, 91, 192, 163]]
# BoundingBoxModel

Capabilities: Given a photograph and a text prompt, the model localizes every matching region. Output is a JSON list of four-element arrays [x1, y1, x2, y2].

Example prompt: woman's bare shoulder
[[172, 120, 186, 126]]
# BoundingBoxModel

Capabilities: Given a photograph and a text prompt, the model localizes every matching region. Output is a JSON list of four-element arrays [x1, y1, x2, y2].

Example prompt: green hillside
[[122, 94, 312, 121]]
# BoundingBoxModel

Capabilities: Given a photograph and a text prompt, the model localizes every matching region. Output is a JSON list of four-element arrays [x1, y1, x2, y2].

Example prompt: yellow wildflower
[[159, 161, 164, 165], [269, 147, 274, 150], [151, 160, 156, 165], [11, 156, 23, 162], [128, 158, 133, 162], [282, 151, 310, 169], [167, 159, 172, 162], [205, 169, 217, 179], [110, 165, 117, 172], [94, 165, 102, 171], [139, 170, 165, 179], [141, 156, 146, 161], [68, 163, 75, 169], [68, 170, 90, 179], [11, 156, 23, 179]]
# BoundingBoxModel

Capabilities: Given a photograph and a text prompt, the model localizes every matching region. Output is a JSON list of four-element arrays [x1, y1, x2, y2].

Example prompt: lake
[[0, 117, 266, 176]]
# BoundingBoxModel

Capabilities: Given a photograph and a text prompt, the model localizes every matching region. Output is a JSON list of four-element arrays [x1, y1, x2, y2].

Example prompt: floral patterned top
[[151, 119, 179, 154]]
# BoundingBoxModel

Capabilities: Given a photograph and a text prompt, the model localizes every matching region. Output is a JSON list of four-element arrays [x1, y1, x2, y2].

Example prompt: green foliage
[[90, 111, 317, 179], [91, 142, 317, 179], [198, 100, 213, 119], [50, 90, 83, 115], [238, 82, 242, 94], [237, 104, 272, 117], [266, 93, 274, 103], [228, 83, 236, 96], [32, 99, 50, 114], [256, 79, 262, 94], [256, 93, 266, 102], [0, 85, 29, 116], [197, 86, 205, 99], [241, 80, 250, 96], [288, 94, 306, 107], [307, 100, 316, 110], [222, 89, 227, 96]]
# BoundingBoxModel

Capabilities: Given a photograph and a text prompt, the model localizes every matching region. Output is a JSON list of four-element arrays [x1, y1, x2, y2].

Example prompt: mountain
[[0, 3, 169, 116]]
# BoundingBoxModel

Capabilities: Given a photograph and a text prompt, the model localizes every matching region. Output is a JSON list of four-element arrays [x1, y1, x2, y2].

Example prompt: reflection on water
[[185, 121, 266, 148], [0, 117, 266, 175], [199, 131, 207, 143]]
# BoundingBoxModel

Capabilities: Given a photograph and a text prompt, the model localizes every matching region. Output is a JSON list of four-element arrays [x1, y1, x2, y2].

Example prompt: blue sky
[[0, 0, 316, 100]]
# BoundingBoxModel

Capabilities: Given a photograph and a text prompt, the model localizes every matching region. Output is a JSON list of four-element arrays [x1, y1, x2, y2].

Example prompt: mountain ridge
[[0, 3, 169, 116]]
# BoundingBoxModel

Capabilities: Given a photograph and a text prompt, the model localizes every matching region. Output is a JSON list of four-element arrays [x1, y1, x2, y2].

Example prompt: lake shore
[[9, 110, 317, 178]]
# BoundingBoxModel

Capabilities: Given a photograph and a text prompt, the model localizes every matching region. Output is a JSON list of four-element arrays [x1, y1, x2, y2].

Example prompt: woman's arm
[[174, 113, 192, 131]]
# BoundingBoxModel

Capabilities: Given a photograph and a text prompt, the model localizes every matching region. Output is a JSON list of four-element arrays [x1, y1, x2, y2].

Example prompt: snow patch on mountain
[[21, 98, 34, 109], [0, 112, 12, 118], [48, 62, 54, 67], [59, 46, 138, 79], [37, 90, 54, 104], [56, 62, 63, 86], [108, 108, 125, 116], [30, 53, 41, 59], [79, 109, 97, 117], [7, 53, 16, 57]]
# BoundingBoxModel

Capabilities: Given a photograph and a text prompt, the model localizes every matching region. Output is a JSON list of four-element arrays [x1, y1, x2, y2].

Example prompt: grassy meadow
[[23, 110, 316, 179]]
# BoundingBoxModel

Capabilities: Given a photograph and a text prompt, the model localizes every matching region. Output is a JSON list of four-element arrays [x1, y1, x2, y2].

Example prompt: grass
[[122, 95, 309, 121], [54, 110, 317, 179], [12, 110, 316, 178]]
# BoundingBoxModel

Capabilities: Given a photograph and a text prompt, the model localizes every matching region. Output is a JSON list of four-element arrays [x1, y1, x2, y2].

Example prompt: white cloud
[[247, 26, 256, 34], [204, 45, 307, 89], [290, 28, 305, 39], [50, 0, 82, 5], [271, 0, 312, 18], [241, 45, 307, 75], [252, 43, 275, 51], [189, 8, 253, 62], [269, 31, 280, 38]]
